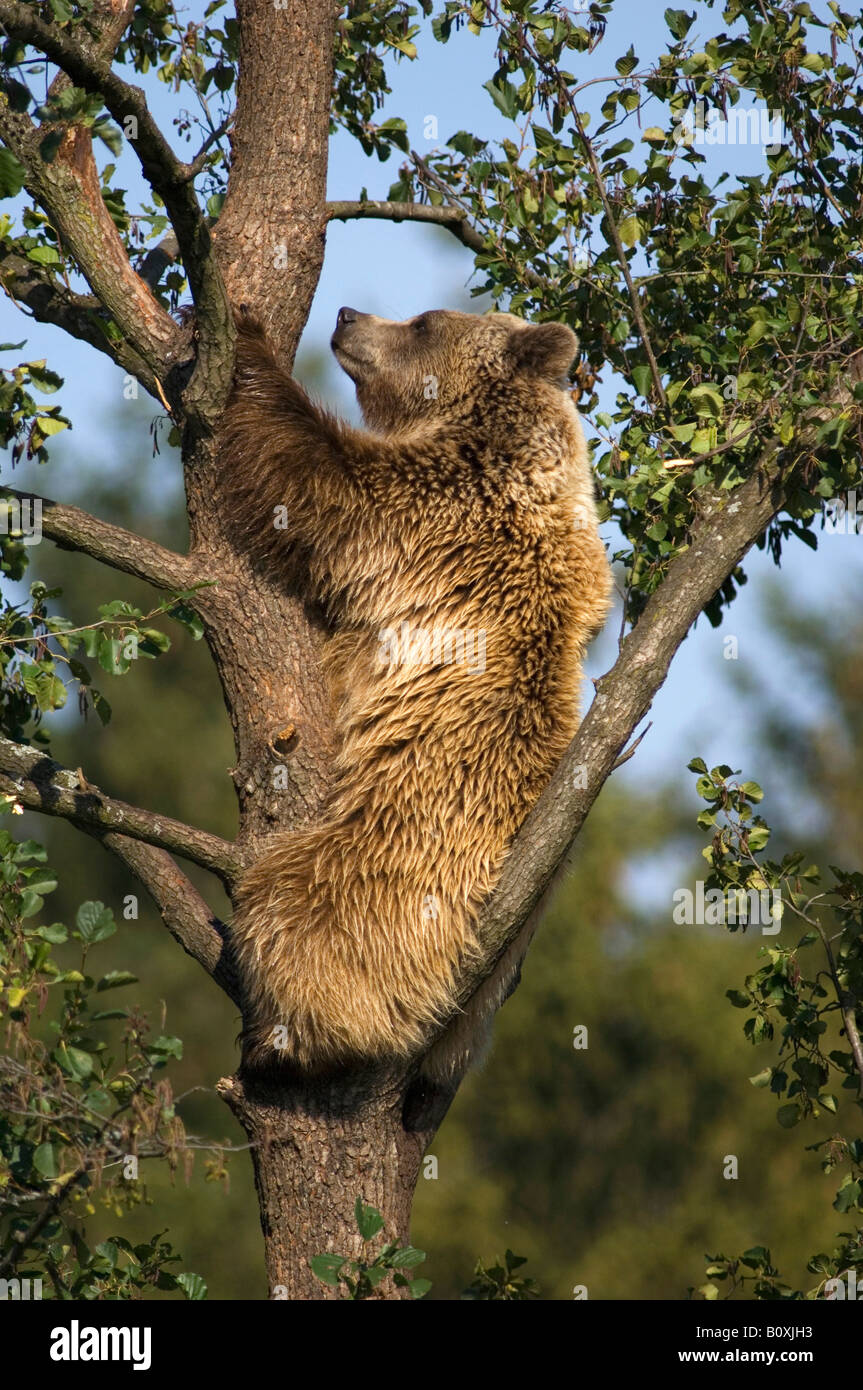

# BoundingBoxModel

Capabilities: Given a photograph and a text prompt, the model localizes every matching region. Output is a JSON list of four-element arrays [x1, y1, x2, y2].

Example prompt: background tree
[[0, 0, 861, 1298]]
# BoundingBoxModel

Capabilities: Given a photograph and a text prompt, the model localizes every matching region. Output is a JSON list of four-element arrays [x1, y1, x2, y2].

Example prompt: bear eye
[[413, 315, 429, 334]]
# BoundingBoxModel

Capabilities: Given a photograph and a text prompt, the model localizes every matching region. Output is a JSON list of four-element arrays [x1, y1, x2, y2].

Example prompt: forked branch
[[0, 247, 164, 399], [0, 0, 231, 416], [0, 738, 241, 889], [91, 832, 239, 1005]]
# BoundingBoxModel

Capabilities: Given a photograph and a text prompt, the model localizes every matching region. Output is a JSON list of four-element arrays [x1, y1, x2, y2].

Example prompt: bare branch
[[0, 739, 241, 889], [90, 832, 240, 1006], [610, 720, 653, 772], [184, 114, 235, 182], [137, 229, 183, 295], [0, 245, 165, 400], [326, 197, 486, 254], [0, 487, 197, 592]]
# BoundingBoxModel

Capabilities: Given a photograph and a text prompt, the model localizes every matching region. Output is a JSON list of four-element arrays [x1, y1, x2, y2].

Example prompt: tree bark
[[218, 1069, 436, 1300], [182, 0, 441, 1297]]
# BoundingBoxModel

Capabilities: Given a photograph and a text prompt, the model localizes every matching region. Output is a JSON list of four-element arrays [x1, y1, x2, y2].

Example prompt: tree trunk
[[182, 0, 455, 1297], [217, 1069, 443, 1300]]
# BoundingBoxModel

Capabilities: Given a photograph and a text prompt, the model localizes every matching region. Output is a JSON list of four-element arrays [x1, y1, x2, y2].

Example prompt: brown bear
[[222, 305, 612, 1082]]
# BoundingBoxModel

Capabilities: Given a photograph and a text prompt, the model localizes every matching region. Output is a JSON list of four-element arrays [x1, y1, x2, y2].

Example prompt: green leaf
[[384, 36, 417, 58], [483, 77, 518, 120], [0, 148, 27, 197], [309, 1253, 345, 1286], [744, 318, 768, 348], [92, 117, 123, 157], [747, 825, 771, 851], [28, 365, 63, 394], [664, 8, 695, 40], [37, 922, 68, 944], [38, 131, 65, 164], [689, 384, 724, 417], [20, 663, 67, 712], [631, 364, 653, 398], [726, 989, 750, 1009], [410, 1278, 432, 1298], [57, 1044, 94, 1081], [35, 415, 68, 436], [75, 900, 116, 944], [749, 1068, 772, 1088], [167, 603, 204, 640], [13, 840, 48, 863], [176, 1272, 208, 1300], [741, 1246, 770, 1267], [833, 1177, 861, 1214], [96, 971, 138, 991], [138, 628, 171, 657], [97, 636, 128, 675], [91, 689, 112, 725], [617, 215, 640, 248], [19, 887, 45, 918], [354, 1197, 384, 1241], [93, 1240, 119, 1269], [33, 1142, 57, 1178], [669, 422, 696, 444], [388, 1245, 426, 1269]]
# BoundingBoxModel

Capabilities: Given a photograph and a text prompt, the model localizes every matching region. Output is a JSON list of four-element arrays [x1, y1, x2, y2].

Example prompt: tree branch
[[184, 114, 234, 182], [410, 149, 547, 291], [326, 198, 486, 254], [0, 3, 189, 392], [0, 0, 232, 419], [0, 739, 241, 889], [457, 457, 787, 1010], [0, 245, 164, 400], [89, 832, 240, 1006], [0, 487, 197, 592], [137, 229, 182, 295]]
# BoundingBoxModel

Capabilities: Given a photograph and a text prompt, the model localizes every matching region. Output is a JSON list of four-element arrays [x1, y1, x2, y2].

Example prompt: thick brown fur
[[222, 306, 613, 1082]]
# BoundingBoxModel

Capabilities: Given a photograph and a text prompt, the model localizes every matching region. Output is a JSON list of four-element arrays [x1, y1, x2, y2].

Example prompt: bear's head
[[331, 307, 577, 432]]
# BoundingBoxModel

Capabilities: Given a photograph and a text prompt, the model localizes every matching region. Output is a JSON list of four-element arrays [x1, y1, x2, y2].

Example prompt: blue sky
[[1, 0, 859, 845]]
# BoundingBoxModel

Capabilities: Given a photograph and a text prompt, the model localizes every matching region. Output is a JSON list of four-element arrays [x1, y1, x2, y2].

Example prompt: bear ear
[[511, 321, 578, 381]]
